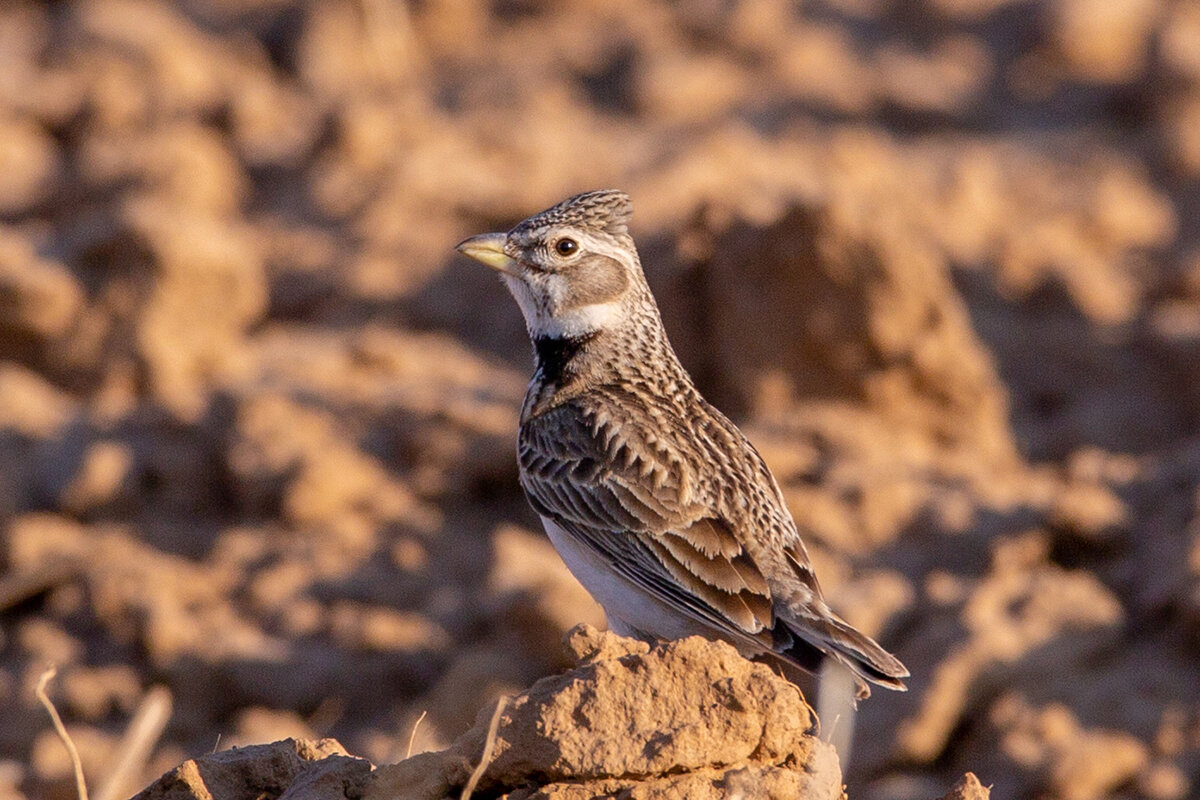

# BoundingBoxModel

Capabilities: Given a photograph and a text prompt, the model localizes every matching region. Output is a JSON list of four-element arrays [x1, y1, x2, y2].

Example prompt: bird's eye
[[554, 238, 579, 257]]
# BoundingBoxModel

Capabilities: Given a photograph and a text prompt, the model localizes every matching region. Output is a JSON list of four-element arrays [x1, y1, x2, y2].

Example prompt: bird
[[456, 189, 908, 702]]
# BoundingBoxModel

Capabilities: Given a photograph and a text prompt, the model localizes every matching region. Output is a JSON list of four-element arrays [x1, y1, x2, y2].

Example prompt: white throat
[[538, 302, 622, 338], [501, 273, 623, 340]]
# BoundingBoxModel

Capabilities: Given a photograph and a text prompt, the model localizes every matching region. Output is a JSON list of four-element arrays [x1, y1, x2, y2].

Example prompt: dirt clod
[[132, 738, 370, 800], [368, 629, 836, 800]]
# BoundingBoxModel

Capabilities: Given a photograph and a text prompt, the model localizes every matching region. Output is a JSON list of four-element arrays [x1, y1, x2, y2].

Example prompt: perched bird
[[456, 190, 908, 701]]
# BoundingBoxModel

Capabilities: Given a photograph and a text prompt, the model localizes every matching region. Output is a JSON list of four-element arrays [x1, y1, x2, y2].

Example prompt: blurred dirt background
[[2, 0, 1200, 798]]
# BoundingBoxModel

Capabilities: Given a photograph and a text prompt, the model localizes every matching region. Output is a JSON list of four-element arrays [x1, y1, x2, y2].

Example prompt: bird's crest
[[515, 190, 633, 237]]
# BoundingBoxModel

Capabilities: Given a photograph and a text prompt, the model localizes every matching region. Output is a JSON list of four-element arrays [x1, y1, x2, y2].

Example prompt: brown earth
[[369, 627, 844, 800], [130, 628, 981, 800], [3, 1, 1200, 800]]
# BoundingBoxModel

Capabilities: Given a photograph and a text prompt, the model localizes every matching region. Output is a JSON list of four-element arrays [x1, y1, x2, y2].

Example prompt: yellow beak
[[455, 233, 518, 275]]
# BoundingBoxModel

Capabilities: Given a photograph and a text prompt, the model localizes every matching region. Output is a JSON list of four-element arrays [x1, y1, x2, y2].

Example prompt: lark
[[457, 190, 908, 701]]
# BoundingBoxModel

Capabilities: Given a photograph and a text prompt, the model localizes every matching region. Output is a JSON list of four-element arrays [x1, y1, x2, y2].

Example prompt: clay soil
[[3, 1, 1200, 799]]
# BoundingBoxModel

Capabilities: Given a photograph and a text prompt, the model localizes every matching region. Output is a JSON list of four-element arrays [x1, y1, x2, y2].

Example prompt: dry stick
[[35, 667, 89, 800], [405, 710, 428, 760], [94, 686, 173, 800], [460, 696, 507, 800]]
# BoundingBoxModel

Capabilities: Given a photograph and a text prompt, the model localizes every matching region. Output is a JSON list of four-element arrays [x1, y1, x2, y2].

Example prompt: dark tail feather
[[772, 612, 909, 695], [824, 613, 908, 691]]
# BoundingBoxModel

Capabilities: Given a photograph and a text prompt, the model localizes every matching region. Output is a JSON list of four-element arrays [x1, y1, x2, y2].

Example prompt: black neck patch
[[533, 332, 598, 384]]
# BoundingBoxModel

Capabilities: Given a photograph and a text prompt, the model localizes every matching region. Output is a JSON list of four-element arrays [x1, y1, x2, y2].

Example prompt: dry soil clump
[[134, 628, 989, 800]]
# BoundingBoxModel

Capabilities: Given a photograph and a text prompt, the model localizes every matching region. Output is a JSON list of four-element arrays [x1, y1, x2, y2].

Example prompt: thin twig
[[405, 710, 427, 760], [460, 696, 507, 800], [35, 666, 89, 800], [94, 685, 172, 800]]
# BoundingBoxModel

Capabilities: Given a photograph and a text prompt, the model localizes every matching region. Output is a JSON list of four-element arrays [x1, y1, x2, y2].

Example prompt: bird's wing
[[520, 398, 909, 694], [518, 399, 776, 644]]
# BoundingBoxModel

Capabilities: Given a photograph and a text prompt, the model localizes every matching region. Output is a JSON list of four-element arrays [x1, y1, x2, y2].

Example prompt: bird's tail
[[822, 612, 909, 694], [773, 610, 909, 698]]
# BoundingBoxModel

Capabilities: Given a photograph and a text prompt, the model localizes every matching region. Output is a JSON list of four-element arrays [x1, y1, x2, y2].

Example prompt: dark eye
[[554, 238, 578, 257]]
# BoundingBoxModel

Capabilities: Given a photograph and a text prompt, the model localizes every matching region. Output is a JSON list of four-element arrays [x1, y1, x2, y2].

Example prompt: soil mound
[[134, 628, 989, 800]]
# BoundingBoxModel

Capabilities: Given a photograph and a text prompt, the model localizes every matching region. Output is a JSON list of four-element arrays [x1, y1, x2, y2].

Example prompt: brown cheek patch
[[561, 254, 629, 310]]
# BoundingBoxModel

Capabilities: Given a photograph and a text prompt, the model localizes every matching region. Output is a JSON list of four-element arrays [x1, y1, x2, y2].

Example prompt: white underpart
[[540, 516, 712, 641]]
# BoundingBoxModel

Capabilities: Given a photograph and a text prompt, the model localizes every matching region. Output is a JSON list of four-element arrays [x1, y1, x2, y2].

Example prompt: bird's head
[[456, 190, 647, 341]]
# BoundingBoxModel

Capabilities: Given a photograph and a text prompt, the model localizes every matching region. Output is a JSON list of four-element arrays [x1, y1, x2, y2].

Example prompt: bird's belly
[[539, 516, 715, 642]]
